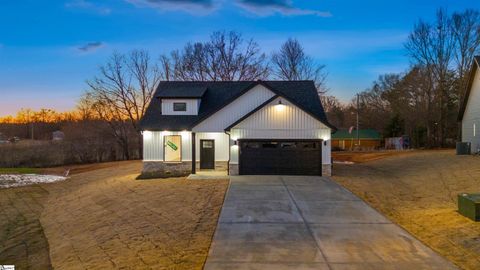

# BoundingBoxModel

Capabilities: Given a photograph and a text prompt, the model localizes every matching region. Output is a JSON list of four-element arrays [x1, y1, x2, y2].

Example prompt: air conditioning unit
[[456, 142, 471, 155]]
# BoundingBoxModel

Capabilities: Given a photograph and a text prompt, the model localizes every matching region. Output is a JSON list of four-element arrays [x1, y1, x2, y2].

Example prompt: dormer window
[[161, 99, 199, 115], [173, 102, 187, 112]]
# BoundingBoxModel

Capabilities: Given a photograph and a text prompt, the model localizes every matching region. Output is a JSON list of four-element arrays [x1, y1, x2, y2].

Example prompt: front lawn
[[0, 167, 40, 174], [332, 150, 480, 269], [0, 161, 228, 269]]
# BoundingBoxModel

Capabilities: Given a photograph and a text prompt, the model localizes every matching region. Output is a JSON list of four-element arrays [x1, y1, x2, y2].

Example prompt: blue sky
[[0, 0, 478, 116]]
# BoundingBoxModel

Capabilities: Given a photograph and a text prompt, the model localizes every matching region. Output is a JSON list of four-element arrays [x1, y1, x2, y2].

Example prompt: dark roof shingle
[[157, 85, 207, 98]]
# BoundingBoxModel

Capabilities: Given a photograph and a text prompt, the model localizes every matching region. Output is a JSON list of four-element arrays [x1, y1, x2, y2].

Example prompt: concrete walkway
[[204, 176, 457, 270]]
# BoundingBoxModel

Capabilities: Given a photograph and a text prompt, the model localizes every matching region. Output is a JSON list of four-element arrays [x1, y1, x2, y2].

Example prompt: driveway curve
[[204, 175, 457, 270]]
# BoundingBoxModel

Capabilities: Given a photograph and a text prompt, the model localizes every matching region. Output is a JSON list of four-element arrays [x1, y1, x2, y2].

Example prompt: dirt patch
[[40, 160, 136, 176], [332, 150, 418, 163], [0, 161, 228, 269], [332, 150, 480, 270]]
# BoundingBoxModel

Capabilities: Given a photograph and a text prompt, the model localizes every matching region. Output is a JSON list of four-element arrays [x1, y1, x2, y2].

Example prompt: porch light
[[143, 130, 152, 140], [275, 99, 286, 112]]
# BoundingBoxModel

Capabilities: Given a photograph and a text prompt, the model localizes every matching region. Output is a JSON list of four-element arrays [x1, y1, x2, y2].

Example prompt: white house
[[459, 56, 480, 153], [139, 80, 335, 177]]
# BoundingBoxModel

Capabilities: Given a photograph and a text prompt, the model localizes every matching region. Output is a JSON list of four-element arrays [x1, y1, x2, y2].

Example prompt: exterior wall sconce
[[234, 140, 238, 145], [275, 99, 286, 112]]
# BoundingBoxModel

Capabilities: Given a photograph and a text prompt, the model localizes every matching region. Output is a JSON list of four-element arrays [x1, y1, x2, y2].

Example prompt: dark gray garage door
[[239, 140, 322, 176]]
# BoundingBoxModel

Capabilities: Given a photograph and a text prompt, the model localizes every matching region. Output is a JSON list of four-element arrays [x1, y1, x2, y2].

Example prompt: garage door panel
[[239, 140, 322, 176]]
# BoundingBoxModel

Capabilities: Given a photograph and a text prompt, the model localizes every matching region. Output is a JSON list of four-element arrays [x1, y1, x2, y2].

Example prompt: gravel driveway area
[[204, 175, 457, 270]]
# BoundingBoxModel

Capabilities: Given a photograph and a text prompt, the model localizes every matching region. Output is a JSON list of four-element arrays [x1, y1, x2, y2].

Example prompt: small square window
[[173, 102, 187, 111], [202, 141, 213, 148]]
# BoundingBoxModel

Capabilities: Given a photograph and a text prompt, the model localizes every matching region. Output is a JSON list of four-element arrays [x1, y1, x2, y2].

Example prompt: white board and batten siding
[[143, 131, 229, 162], [462, 68, 480, 153], [230, 97, 332, 165], [161, 99, 200, 115], [192, 85, 275, 132]]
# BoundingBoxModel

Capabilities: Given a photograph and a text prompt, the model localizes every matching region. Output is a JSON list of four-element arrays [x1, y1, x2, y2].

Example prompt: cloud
[[78, 42, 104, 53], [235, 0, 332, 17], [65, 0, 112, 15], [125, 0, 218, 14]]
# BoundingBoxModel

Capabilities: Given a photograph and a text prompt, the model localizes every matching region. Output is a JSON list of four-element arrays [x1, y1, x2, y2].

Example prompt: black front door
[[200, 139, 215, 169]]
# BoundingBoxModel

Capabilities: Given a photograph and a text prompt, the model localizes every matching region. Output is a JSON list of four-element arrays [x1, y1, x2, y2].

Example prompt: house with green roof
[[332, 129, 382, 150]]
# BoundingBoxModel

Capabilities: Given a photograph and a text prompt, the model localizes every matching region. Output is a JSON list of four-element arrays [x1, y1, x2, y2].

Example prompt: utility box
[[456, 142, 471, 155], [458, 193, 480, 221]]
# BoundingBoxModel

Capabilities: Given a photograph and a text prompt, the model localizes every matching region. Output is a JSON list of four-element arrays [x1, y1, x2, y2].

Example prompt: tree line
[[1, 8, 478, 166], [78, 31, 327, 160], [322, 8, 480, 148], [0, 31, 326, 165]]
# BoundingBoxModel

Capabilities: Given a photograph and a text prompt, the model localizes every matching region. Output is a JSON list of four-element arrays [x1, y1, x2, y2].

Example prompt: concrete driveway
[[204, 176, 457, 270]]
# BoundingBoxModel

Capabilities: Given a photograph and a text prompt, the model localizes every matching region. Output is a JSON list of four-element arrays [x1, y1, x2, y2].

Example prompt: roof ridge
[[157, 80, 315, 83]]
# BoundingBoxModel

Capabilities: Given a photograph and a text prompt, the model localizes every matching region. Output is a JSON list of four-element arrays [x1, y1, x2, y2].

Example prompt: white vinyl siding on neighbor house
[[192, 84, 276, 132], [143, 131, 229, 161], [161, 99, 199, 115], [229, 97, 331, 165], [462, 68, 480, 153]]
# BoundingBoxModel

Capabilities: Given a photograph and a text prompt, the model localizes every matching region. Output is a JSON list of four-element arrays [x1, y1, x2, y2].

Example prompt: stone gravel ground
[[0, 161, 228, 269], [0, 174, 67, 188], [332, 150, 480, 270]]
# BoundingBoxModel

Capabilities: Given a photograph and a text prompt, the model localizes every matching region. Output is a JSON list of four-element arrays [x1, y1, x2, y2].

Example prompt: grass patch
[[0, 168, 40, 174]]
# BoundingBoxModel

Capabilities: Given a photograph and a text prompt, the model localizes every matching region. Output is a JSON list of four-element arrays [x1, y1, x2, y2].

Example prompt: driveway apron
[[204, 175, 457, 270]]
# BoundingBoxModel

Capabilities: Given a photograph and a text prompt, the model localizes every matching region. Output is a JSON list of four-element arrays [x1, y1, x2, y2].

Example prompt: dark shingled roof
[[157, 85, 207, 98], [458, 56, 480, 121], [140, 80, 335, 131]]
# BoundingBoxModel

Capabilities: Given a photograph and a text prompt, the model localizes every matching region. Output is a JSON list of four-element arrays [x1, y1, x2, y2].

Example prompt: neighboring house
[[0, 132, 8, 144], [459, 56, 480, 153], [331, 129, 381, 150], [140, 80, 335, 177], [52, 130, 65, 141]]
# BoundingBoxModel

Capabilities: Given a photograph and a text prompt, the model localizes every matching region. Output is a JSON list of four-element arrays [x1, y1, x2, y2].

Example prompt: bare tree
[[271, 38, 327, 93], [320, 95, 345, 128], [451, 9, 480, 93], [163, 31, 269, 81], [405, 8, 455, 146], [83, 50, 161, 159]]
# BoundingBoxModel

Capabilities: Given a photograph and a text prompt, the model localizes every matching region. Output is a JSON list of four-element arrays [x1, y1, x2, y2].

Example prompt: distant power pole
[[356, 93, 360, 146]]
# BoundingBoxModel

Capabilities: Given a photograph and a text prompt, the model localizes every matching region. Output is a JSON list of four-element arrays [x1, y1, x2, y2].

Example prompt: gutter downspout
[[192, 132, 196, 174], [224, 130, 230, 175]]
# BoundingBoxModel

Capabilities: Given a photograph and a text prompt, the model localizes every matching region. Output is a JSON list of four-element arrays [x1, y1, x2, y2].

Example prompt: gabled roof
[[140, 80, 335, 131], [458, 56, 480, 121], [332, 129, 381, 140]]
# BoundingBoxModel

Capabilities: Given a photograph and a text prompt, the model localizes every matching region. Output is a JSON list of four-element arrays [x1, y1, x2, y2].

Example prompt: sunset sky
[[0, 0, 478, 116]]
